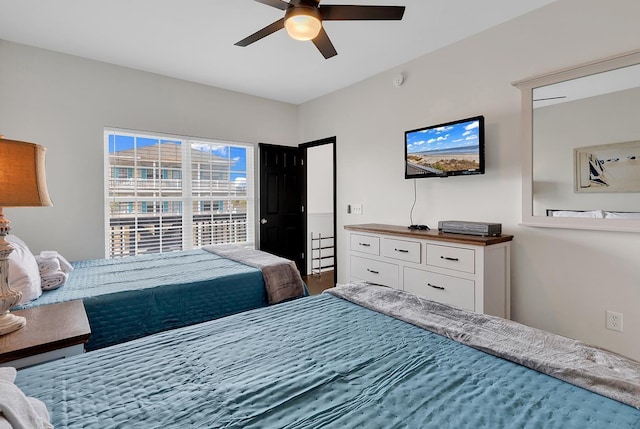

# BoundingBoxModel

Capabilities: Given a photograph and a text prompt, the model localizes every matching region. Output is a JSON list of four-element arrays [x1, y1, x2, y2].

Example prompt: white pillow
[[5, 235, 42, 305]]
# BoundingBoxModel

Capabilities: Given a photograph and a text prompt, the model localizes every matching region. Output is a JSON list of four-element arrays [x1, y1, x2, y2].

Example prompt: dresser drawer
[[426, 244, 475, 274], [350, 234, 380, 255], [404, 267, 475, 311], [381, 238, 421, 263], [350, 255, 399, 288]]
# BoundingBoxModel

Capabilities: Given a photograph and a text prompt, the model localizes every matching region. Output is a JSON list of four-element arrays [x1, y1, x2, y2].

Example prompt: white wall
[[307, 144, 334, 213], [0, 40, 298, 261], [298, 0, 640, 360]]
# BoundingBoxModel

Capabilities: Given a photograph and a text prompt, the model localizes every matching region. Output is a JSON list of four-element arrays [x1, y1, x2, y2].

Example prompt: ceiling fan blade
[[312, 27, 338, 59], [253, 0, 290, 11], [320, 5, 405, 21], [235, 18, 285, 47]]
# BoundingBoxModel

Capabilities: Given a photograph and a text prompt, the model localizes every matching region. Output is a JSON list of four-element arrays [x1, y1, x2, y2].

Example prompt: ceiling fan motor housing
[[284, 5, 322, 41]]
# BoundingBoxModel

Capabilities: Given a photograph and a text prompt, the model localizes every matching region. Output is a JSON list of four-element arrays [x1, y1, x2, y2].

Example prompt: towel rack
[[311, 232, 334, 277]]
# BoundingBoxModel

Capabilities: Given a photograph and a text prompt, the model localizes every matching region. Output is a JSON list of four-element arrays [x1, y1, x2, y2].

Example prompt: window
[[105, 129, 254, 258]]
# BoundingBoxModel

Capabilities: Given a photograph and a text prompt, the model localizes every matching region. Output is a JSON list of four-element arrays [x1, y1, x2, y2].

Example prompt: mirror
[[513, 49, 640, 232]]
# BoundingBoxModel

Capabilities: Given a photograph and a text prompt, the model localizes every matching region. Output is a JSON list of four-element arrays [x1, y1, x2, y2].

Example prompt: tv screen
[[404, 115, 485, 179]]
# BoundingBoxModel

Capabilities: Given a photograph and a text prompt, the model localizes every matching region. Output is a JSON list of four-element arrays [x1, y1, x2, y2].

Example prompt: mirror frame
[[513, 49, 640, 232]]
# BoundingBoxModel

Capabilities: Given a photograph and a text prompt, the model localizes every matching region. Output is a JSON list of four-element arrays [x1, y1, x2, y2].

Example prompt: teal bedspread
[[16, 293, 640, 428], [17, 249, 266, 350]]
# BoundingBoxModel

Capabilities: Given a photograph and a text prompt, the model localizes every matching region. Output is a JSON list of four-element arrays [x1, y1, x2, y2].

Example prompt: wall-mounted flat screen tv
[[404, 115, 485, 179]]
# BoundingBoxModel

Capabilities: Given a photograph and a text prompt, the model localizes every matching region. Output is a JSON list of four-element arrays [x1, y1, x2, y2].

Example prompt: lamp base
[[0, 312, 26, 336]]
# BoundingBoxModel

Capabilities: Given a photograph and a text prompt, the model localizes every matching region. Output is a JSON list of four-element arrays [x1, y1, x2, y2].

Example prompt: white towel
[[34, 255, 61, 277], [0, 415, 11, 429], [41, 271, 68, 291], [0, 367, 53, 429], [0, 368, 16, 383], [39, 251, 74, 274], [57, 255, 74, 273]]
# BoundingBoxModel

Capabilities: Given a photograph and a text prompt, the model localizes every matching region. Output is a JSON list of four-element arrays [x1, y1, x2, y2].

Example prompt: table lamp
[[0, 137, 53, 335]]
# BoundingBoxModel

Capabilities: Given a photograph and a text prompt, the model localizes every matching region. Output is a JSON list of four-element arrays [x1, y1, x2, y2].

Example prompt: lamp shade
[[0, 138, 53, 207]]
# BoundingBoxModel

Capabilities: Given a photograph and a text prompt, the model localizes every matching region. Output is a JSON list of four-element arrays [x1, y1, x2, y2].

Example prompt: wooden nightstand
[[0, 300, 91, 369]]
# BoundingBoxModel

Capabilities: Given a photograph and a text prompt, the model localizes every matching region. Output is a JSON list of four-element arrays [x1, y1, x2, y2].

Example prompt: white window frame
[[104, 128, 255, 258]]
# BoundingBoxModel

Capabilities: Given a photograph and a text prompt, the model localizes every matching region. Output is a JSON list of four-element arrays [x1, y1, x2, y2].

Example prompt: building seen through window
[[105, 130, 254, 258]]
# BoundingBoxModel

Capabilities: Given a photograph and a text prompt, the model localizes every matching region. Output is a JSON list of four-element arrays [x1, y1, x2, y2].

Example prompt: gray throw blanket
[[326, 283, 640, 409], [203, 244, 305, 304]]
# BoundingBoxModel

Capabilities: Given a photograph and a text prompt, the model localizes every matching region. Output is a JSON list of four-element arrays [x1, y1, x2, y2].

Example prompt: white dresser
[[345, 224, 513, 318]]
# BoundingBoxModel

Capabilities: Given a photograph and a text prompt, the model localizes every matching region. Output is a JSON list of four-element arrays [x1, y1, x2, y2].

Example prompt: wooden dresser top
[[344, 223, 513, 246]]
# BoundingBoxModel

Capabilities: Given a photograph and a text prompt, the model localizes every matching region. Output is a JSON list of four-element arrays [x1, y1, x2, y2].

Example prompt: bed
[[14, 247, 305, 351], [12, 283, 640, 428]]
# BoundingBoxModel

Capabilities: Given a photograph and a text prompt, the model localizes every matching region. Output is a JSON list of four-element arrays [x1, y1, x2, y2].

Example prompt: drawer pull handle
[[441, 256, 459, 262], [394, 248, 409, 253], [359, 243, 371, 247], [428, 283, 445, 290], [366, 268, 380, 274]]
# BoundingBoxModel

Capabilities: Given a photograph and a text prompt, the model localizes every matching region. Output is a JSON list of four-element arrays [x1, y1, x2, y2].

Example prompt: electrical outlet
[[606, 310, 623, 332]]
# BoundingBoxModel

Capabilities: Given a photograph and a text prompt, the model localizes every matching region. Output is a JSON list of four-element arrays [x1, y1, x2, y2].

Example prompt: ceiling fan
[[235, 0, 406, 59]]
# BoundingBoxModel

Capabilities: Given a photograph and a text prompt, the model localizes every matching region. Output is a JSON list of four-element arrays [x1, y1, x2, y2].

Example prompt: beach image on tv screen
[[406, 118, 481, 175]]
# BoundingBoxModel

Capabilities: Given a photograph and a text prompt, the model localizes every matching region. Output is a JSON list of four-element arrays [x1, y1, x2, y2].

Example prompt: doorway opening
[[301, 137, 336, 293], [258, 138, 336, 294]]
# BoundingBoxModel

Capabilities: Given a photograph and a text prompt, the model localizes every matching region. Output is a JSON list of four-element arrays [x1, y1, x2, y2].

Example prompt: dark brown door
[[259, 143, 304, 271]]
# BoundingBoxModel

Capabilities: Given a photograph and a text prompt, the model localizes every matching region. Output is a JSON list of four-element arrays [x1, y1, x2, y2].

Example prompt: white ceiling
[[0, 0, 555, 105]]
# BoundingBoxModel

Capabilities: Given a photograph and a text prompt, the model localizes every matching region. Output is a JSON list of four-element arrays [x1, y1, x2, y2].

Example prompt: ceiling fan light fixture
[[284, 7, 322, 41]]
